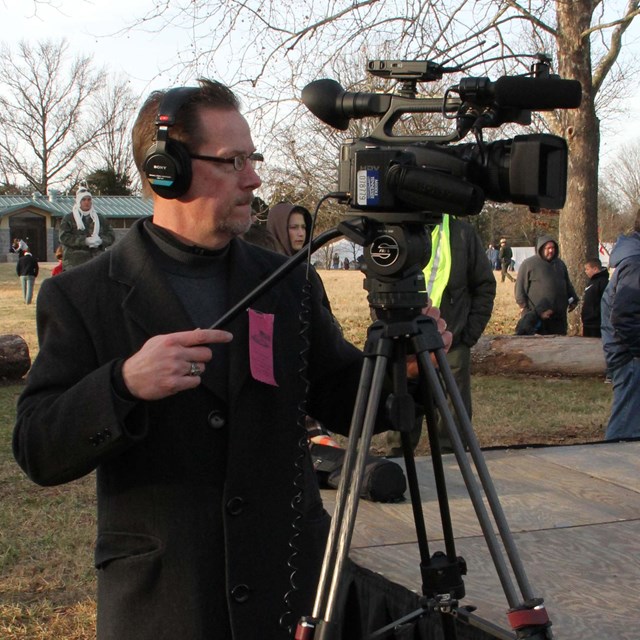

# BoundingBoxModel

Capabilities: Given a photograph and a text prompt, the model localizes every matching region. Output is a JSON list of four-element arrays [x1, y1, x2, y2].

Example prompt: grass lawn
[[0, 262, 612, 639]]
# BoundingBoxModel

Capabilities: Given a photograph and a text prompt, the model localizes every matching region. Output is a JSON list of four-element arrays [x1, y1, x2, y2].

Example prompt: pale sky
[[2, 0, 640, 165], [1, 0, 194, 94]]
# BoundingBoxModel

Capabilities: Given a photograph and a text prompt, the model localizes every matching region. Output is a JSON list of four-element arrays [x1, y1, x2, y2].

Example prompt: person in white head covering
[[59, 188, 115, 270]]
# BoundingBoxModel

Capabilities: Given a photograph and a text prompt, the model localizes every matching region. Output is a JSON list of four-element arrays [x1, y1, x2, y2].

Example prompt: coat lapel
[[109, 221, 193, 339]]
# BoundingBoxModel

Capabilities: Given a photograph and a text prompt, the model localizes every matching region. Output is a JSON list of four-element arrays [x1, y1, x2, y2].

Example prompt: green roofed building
[[0, 192, 153, 262]]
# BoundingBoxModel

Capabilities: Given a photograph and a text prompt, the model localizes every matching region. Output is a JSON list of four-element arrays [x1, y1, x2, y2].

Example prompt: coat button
[[230, 583, 251, 603], [207, 410, 226, 430], [226, 496, 246, 516]]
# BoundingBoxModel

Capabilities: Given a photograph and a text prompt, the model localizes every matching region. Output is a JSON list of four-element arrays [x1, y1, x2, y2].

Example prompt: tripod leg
[[386, 333, 462, 640], [309, 339, 393, 639], [430, 350, 552, 638], [415, 347, 522, 606]]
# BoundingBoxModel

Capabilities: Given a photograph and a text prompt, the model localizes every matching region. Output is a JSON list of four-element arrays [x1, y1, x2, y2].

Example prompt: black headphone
[[143, 87, 199, 199]]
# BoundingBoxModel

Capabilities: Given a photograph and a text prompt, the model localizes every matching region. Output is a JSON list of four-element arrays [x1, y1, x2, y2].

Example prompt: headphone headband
[[156, 86, 199, 127]]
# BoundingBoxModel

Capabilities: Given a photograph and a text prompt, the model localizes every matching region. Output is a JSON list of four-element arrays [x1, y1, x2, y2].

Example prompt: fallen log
[[471, 335, 606, 377], [0, 334, 31, 380]]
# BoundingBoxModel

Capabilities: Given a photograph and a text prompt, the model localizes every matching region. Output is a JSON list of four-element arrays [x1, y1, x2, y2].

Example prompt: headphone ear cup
[[143, 139, 193, 199]]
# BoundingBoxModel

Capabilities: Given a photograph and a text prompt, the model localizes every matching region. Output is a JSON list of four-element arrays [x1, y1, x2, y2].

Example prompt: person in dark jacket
[[601, 214, 640, 440], [387, 214, 496, 454], [581, 258, 609, 337], [486, 243, 499, 270], [16, 250, 39, 304], [13, 79, 450, 640], [515, 234, 579, 335], [498, 238, 515, 282], [515, 297, 553, 335]]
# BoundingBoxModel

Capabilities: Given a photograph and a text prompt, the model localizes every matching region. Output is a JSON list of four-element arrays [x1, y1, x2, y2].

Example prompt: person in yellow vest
[[386, 214, 496, 454]]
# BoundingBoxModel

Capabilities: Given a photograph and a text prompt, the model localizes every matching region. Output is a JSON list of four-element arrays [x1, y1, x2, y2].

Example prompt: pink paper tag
[[248, 308, 278, 386]]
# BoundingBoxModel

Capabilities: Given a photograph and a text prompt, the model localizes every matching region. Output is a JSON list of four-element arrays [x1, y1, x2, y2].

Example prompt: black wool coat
[[581, 268, 609, 333], [13, 219, 366, 640]]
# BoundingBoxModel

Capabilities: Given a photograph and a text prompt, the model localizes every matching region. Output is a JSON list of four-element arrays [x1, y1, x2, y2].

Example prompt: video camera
[[302, 57, 582, 222]]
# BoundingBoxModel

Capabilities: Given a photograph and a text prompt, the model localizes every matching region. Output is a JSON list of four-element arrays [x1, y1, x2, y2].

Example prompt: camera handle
[[295, 309, 553, 640]]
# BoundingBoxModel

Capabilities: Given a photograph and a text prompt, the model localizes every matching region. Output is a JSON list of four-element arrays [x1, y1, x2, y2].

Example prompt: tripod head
[[337, 216, 436, 319]]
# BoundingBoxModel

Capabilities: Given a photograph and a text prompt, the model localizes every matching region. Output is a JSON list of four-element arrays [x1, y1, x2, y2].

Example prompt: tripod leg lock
[[295, 617, 317, 640], [421, 551, 467, 601], [295, 616, 339, 640], [507, 598, 551, 633]]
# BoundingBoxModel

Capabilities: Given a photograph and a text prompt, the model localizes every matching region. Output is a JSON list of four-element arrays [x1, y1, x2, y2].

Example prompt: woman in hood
[[266, 202, 313, 256]]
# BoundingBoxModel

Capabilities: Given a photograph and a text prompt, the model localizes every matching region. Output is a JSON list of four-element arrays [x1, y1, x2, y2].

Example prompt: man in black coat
[[581, 258, 609, 337], [13, 79, 448, 640]]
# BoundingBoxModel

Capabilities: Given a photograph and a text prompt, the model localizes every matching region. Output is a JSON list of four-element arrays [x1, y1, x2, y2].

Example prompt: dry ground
[[316, 267, 610, 453]]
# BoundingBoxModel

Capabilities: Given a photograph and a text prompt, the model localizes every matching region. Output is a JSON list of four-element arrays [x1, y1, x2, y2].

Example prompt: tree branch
[[591, 0, 640, 93], [504, 0, 557, 37]]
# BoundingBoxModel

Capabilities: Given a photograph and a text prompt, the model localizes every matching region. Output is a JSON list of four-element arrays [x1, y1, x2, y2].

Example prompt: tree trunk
[[554, 1, 601, 335], [471, 335, 606, 377], [0, 335, 31, 380]]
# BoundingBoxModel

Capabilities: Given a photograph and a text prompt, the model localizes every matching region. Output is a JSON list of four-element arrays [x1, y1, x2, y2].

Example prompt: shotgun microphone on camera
[[455, 76, 582, 110]]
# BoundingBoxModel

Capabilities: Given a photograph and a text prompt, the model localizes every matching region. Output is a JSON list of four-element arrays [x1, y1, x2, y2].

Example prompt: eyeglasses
[[190, 151, 263, 171]]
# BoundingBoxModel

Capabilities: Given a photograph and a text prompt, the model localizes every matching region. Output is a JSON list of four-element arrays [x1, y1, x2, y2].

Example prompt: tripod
[[209, 218, 553, 640], [295, 223, 553, 640]]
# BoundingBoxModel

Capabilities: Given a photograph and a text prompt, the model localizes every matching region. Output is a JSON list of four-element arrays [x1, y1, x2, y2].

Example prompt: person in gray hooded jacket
[[515, 234, 579, 335], [601, 212, 640, 440]]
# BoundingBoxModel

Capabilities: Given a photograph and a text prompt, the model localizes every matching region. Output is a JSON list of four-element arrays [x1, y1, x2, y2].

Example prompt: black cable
[[279, 194, 344, 634]]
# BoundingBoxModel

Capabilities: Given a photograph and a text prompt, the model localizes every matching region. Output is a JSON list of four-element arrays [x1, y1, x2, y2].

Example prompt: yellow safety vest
[[423, 215, 452, 308]]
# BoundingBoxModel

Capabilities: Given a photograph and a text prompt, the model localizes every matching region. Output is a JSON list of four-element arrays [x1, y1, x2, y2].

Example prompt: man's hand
[[421, 302, 452, 352], [122, 328, 233, 400], [406, 300, 453, 378]]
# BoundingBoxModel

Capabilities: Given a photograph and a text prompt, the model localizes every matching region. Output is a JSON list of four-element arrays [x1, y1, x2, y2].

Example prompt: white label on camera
[[357, 169, 380, 206]]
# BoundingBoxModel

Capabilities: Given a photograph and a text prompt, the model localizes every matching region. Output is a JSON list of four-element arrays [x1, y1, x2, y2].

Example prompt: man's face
[[80, 196, 92, 212], [542, 241, 556, 261], [288, 212, 307, 252], [156, 108, 262, 248]]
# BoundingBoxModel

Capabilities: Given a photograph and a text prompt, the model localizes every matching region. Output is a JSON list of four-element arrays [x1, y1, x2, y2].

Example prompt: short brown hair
[[584, 258, 601, 270], [132, 78, 240, 197]]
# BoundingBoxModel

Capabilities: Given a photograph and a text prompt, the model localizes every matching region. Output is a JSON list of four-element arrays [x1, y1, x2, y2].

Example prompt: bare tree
[[602, 138, 640, 213], [598, 187, 635, 241], [505, 0, 640, 333], [83, 76, 139, 192], [0, 39, 110, 193], [87, 78, 138, 179]]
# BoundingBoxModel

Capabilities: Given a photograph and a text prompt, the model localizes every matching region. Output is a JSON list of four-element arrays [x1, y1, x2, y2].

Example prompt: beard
[[214, 210, 253, 238]]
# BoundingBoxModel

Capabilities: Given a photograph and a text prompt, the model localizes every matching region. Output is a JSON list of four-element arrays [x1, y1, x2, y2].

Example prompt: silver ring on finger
[[187, 361, 202, 377]]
